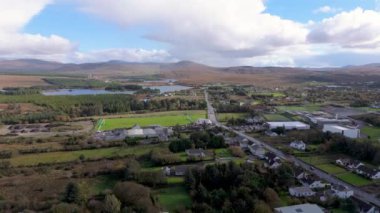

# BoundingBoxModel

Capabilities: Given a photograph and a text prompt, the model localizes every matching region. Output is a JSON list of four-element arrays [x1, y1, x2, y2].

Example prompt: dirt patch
[[0, 75, 48, 89]]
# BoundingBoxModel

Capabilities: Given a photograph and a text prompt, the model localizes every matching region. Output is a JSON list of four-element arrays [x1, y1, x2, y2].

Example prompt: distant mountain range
[[0, 59, 379, 86]]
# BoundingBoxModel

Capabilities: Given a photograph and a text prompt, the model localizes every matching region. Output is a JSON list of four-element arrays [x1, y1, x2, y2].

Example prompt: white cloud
[[314, 6, 341, 14], [71, 48, 174, 63], [0, 0, 76, 60], [77, 0, 308, 64], [308, 8, 380, 49]]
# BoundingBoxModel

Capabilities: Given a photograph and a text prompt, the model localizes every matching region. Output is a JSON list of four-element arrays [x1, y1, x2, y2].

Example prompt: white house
[[289, 140, 306, 151], [248, 143, 266, 159], [335, 158, 364, 170], [289, 186, 315, 197], [267, 121, 310, 130], [185, 149, 207, 158], [323, 124, 360, 139], [275, 204, 324, 213], [331, 185, 354, 199], [195, 118, 213, 125], [356, 165, 380, 180], [300, 176, 328, 189]]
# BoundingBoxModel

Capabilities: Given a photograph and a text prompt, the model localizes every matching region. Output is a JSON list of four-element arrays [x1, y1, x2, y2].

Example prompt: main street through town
[[204, 91, 380, 207]]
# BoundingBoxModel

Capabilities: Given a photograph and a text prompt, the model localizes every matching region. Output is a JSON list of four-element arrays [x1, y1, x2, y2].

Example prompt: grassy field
[[317, 164, 347, 174], [263, 114, 291, 122], [99, 110, 206, 131], [337, 173, 372, 186], [300, 155, 373, 186], [276, 104, 321, 112], [362, 126, 380, 140], [9, 144, 163, 167], [217, 113, 247, 122], [215, 148, 233, 158], [157, 186, 191, 212]]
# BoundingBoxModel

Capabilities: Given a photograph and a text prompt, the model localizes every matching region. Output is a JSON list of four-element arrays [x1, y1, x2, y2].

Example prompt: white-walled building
[[290, 140, 306, 151], [275, 204, 324, 213], [267, 121, 310, 130], [323, 124, 360, 139], [289, 186, 315, 197]]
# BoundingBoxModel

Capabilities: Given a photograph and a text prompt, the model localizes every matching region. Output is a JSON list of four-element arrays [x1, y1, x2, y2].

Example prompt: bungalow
[[264, 152, 282, 169], [275, 204, 324, 213], [267, 121, 310, 130], [248, 143, 266, 159], [331, 185, 354, 199], [336, 158, 364, 170], [356, 165, 380, 180], [265, 130, 279, 137], [289, 140, 306, 151], [185, 148, 206, 158], [299, 176, 328, 189], [289, 186, 315, 197], [195, 118, 213, 125], [355, 199, 380, 213], [163, 165, 192, 176]]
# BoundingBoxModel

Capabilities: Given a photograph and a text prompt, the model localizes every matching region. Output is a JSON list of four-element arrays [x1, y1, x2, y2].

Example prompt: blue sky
[[1, 0, 380, 67]]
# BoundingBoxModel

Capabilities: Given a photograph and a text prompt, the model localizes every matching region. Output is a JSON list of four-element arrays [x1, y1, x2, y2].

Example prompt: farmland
[[216, 112, 247, 122], [276, 104, 322, 112], [98, 110, 206, 131], [263, 113, 291, 121], [0, 75, 48, 89], [362, 126, 380, 140], [9, 144, 163, 167], [300, 155, 374, 187]]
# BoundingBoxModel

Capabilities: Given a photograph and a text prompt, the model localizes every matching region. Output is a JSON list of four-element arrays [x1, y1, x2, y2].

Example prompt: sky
[[1, 0, 380, 67]]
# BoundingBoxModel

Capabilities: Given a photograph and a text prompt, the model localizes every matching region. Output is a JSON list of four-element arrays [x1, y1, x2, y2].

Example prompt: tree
[[52, 203, 79, 213], [124, 159, 141, 180], [64, 182, 81, 204], [104, 194, 121, 213], [254, 200, 272, 213], [263, 188, 281, 208]]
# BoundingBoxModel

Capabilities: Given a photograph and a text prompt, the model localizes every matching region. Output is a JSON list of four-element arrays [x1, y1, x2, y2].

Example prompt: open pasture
[[98, 110, 206, 131]]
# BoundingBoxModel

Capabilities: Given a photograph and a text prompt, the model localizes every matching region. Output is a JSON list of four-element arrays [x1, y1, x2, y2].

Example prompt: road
[[204, 91, 380, 207]]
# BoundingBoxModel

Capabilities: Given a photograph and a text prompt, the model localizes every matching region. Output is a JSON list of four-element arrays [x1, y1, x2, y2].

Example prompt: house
[[267, 121, 310, 130], [289, 140, 306, 151], [265, 130, 279, 137], [288, 186, 315, 197], [163, 165, 192, 176], [248, 143, 266, 159], [274, 204, 324, 213], [356, 165, 380, 180], [323, 124, 360, 139], [335, 158, 364, 170], [296, 171, 311, 180], [185, 149, 206, 158], [239, 138, 250, 150], [299, 176, 328, 189], [195, 118, 213, 125], [264, 152, 282, 169], [331, 185, 354, 199], [355, 199, 380, 213]]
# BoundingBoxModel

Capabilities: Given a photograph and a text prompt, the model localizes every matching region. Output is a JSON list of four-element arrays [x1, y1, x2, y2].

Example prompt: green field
[[10, 144, 162, 167], [99, 110, 206, 131], [263, 114, 291, 122], [337, 173, 372, 186], [157, 186, 191, 212], [215, 148, 233, 158], [217, 113, 247, 122], [276, 104, 321, 112], [362, 126, 380, 140], [317, 164, 347, 174]]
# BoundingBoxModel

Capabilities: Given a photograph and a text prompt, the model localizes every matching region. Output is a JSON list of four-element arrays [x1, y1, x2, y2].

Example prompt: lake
[[42, 85, 192, 96]]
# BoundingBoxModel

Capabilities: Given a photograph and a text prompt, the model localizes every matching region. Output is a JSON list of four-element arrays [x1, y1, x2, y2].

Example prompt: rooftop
[[275, 204, 324, 213]]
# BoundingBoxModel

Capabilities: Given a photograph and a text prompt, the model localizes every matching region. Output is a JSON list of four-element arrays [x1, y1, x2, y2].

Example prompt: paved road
[[204, 91, 380, 207]]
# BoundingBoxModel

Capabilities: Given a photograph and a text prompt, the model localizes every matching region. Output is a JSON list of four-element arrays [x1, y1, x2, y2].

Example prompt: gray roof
[[275, 204, 324, 213]]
